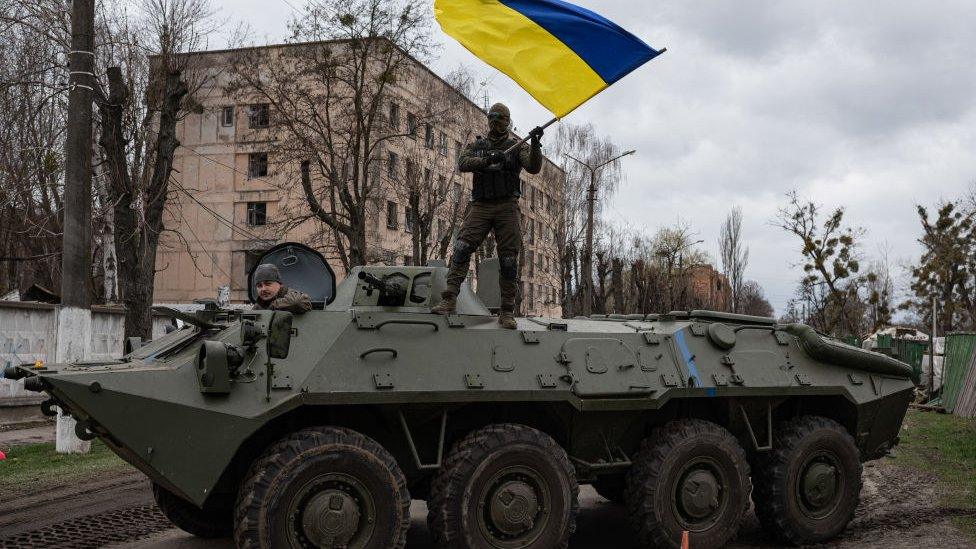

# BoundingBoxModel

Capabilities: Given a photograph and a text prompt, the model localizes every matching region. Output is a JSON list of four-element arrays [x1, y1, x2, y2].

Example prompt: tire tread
[[427, 423, 579, 549], [233, 426, 410, 549], [751, 415, 862, 545], [624, 419, 752, 549]]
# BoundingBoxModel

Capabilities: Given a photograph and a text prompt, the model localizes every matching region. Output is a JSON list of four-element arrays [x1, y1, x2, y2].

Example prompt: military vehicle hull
[[9, 250, 914, 548]]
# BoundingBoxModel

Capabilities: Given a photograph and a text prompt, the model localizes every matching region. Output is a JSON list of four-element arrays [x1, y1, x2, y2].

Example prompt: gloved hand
[[486, 151, 506, 165], [529, 126, 544, 147]]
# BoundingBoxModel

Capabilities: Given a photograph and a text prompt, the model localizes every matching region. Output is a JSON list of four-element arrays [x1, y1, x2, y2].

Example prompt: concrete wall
[[0, 302, 125, 400]]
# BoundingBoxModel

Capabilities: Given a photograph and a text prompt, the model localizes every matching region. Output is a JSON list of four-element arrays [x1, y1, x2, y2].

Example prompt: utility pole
[[63, 0, 95, 307], [564, 149, 635, 316], [56, 0, 96, 454]]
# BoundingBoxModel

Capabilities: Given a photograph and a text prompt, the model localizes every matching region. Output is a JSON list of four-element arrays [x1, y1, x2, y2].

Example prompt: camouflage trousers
[[445, 198, 522, 311]]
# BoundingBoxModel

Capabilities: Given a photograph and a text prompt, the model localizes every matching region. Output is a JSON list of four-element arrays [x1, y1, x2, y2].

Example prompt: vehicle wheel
[[427, 423, 579, 549], [591, 475, 626, 504], [234, 426, 410, 549], [751, 416, 861, 545], [625, 419, 751, 549], [152, 482, 232, 538]]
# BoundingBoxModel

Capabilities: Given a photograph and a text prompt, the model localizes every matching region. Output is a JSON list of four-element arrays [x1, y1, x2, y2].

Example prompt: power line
[[181, 146, 280, 188], [174, 146, 285, 242], [169, 179, 276, 244], [279, 0, 301, 14], [174, 202, 235, 281]]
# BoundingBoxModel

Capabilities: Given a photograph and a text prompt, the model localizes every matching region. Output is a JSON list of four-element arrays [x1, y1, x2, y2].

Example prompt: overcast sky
[[211, 0, 976, 316]]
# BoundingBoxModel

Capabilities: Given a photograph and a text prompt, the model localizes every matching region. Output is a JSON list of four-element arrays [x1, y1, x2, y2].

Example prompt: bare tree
[[391, 66, 477, 266], [0, 0, 68, 295], [225, 0, 434, 271], [94, 0, 216, 337], [719, 206, 748, 313], [543, 122, 624, 316], [0, 0, 215, 332], [739, 280, 774, 317], [775, 191, 870, 336], [651, 223, 707, 312], [865, 247, 894, 331]]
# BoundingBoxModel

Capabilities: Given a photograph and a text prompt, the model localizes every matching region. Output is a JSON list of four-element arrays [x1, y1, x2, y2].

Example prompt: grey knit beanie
[[254, 263, 281, 284]]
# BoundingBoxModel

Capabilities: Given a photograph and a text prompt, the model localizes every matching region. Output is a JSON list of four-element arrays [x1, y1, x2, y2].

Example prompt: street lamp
[[563, 149, 636, 316]]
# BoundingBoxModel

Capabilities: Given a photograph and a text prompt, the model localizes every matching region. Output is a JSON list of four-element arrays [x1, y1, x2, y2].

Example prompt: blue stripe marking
[[498, 0, 662, 84], [673, 330, 703, 388]]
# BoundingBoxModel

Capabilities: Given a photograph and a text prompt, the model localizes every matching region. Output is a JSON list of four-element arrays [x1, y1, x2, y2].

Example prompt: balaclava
[[487, 102, 511, 142]]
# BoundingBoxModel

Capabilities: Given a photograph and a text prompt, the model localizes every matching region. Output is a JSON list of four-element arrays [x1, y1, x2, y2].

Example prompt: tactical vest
[[470, 137, 522, 201]]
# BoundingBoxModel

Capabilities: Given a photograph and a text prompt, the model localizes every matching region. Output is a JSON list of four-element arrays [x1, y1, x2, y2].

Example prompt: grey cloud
[[217, 0, 976, 315]]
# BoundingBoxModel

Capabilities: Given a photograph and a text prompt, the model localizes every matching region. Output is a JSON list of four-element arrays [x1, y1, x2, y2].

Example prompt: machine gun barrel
[[358, 271, 389, 291], [358, 271, 407, 304]]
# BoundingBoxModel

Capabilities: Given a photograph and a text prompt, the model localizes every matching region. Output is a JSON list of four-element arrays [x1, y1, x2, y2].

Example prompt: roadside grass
[[0, 440, 132, 502], [897, 409, 976, 536]]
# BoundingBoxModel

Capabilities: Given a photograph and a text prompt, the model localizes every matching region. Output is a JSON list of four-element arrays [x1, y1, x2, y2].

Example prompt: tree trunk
[[100, 65, 186, 339], [611, 257, 624, 314], [93, 169, 119, 302]]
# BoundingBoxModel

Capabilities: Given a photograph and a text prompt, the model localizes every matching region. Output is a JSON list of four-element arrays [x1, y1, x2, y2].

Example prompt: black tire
[[751, 416, 861, 545], [152, 482, 232, 538], [428, 423, 579, 549], [234, 426, 410, 549], [591, 475, 626, 504], [625, 419, 751, 549]]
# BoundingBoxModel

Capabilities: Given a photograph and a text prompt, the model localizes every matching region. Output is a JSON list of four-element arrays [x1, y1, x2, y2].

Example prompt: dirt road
[[1, 454, 972, 549]]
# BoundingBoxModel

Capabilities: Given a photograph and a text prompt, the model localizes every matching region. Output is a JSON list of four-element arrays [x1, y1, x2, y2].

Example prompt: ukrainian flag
[[434, 0, 663, 118]]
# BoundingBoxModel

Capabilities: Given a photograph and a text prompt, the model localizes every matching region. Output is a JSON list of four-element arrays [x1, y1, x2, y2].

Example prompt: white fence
[[0, 302, 125, 400]]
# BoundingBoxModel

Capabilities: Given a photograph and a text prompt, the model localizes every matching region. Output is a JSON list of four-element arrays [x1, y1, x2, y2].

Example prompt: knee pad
[[451, 240, 476, 266], [499, 255, 519, 280]]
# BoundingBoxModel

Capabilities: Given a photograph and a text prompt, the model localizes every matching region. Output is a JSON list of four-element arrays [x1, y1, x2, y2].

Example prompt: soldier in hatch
[[431, 103, 543, 329], [252, 263, 312, 313]]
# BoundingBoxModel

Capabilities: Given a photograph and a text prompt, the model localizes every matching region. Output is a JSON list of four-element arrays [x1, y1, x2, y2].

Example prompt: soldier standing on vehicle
[[252, 263, 312, 313], [431, 103, 543, 329]]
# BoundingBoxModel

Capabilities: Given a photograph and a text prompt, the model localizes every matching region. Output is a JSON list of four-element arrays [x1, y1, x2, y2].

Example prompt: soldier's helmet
[[487, 103, 511, 129]]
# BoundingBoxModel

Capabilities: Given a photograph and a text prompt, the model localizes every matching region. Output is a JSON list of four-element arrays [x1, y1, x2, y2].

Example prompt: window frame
[[246, 201, 267, 226], [406, 112, 417, 139], [248, 103, 270, 129], [221, 106, 234, 127], [389, 102, 400, 130], [387, 152, 399, 179], [247, 152, 268, 179], [439, 131, 448, 156], [386, 201, 398, 230]]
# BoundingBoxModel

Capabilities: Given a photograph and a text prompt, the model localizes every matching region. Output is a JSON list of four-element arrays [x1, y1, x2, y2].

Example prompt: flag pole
[[504, 116, 559, 154]]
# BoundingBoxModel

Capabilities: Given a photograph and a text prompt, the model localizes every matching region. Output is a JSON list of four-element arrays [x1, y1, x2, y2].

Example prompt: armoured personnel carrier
[[7, 243, 914, 548]]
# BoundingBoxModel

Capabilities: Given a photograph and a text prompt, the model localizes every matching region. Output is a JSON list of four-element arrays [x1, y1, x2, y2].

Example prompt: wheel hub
[[801, 461, 838, 510], [301, 488, 361, 548], [678, 469, 721, 520], [488, 480, 540, 537]]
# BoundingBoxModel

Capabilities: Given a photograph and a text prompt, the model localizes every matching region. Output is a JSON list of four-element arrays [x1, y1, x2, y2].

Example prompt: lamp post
[[564, 149, 635, 316]]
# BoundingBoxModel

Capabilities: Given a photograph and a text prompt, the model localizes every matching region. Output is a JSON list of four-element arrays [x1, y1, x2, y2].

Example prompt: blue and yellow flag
[[434, 0, 663, 118]]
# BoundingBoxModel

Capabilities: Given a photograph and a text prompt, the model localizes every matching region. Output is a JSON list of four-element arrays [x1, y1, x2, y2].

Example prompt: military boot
[[498, 309, 517, 330], [431, 292, 457, 315]]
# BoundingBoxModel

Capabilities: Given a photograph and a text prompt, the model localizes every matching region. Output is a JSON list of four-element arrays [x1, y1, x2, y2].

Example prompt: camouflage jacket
[[253, 286, 312, 313], [458, 134, 542, 175]]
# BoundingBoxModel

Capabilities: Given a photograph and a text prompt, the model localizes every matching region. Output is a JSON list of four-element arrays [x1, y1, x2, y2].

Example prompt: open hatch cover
[[248, 242, 336, 308]]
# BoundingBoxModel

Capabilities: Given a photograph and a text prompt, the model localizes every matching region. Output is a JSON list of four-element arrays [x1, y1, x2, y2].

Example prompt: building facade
[[686, 264, 731, 312], [154, 41, 565, 317]]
